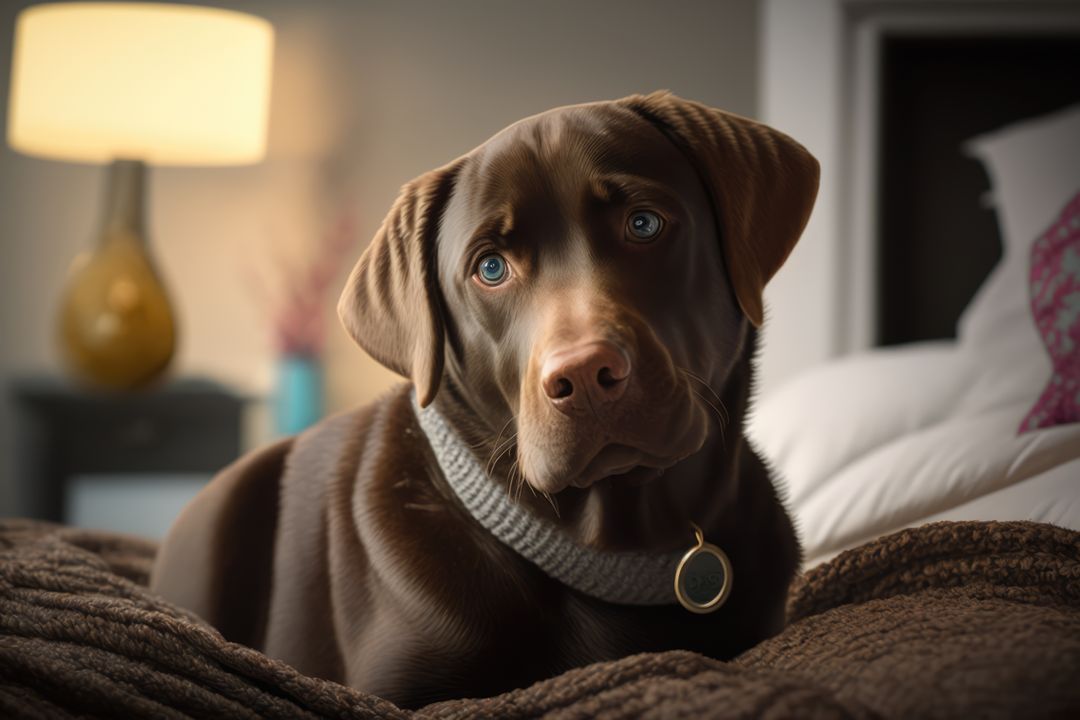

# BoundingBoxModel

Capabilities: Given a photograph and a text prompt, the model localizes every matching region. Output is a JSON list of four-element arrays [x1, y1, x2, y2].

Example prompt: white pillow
[[748, 341, 969, 506], [957, 104, 1080, 347], [953, 104, 1080, 418]]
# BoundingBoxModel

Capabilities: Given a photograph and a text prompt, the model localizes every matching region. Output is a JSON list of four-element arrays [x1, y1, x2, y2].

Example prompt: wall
[[757, 0, 845, 397], [0, 0, 760, 516]]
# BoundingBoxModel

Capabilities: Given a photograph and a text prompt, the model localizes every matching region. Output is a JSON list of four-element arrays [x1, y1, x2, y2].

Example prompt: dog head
[[340, 92, 818, 494]]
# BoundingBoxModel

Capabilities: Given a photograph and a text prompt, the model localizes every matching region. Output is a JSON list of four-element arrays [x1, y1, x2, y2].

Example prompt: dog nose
[[541, 341, 631, 412]]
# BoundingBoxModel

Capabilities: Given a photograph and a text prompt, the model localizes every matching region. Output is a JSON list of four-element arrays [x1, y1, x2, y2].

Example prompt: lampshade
[[7, 2, 274, 166]]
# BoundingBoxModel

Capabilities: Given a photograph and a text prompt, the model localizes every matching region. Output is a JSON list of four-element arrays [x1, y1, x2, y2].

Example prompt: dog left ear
[[338, 161, 461, 407], [621, 91, 820, 327]]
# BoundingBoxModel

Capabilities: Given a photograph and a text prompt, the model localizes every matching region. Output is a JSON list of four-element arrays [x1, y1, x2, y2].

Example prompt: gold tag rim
[[674, 524, 733, 614]]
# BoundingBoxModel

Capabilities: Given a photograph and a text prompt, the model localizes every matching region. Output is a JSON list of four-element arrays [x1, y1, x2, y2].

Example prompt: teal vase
[[275, 355, 324, 435]]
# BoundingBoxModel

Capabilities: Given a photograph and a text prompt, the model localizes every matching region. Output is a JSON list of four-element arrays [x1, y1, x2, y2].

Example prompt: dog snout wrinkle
[[541, 341, 630, 413]]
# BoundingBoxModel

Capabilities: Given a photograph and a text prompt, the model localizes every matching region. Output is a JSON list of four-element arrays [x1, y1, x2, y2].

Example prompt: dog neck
[[413, 389, 692, 605]]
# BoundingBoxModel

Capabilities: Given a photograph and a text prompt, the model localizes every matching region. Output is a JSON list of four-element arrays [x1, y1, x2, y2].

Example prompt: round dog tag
[[674, 523, 732, 614]]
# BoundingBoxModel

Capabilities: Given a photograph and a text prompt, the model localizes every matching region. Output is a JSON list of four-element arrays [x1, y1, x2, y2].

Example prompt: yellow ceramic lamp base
[[59, 160, 176, 390]]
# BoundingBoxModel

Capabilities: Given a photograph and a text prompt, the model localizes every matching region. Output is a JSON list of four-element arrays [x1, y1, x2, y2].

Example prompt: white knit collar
[[412, 392, 686, 606]]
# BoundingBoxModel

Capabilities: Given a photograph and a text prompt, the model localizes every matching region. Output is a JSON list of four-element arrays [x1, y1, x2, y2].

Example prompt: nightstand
[[10, 377, 246, 529]]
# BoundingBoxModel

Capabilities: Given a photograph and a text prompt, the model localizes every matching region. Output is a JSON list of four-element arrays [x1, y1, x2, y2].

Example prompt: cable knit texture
[[413, 392, 686, 606], [1, 519, 1078, 718]]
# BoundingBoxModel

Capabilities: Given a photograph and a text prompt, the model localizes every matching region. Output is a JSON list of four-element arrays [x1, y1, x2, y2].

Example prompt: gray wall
[[0, 0, 759, 517]]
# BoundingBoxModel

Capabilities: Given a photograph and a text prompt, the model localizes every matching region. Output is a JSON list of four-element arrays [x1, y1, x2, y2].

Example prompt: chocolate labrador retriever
[[151, 91, 819, 709]]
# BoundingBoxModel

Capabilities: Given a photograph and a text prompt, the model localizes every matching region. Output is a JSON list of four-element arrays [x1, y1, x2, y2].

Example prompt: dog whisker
[[486, 431, 518, 477], [484, 415, 517, 469], [506, 458, 521, 503], [518, 465, 528, 501], [691, 387, 727, 448], [540, 490, 561, 519], [679, 366, 725, 412], [491, 415, 516, 451], [511, 452, 537, 503], [689, 386, 724, 424], [461, 414, 516, 452], [679, 367, 730, 426], [690, 386, 727, 427], [514, 463, 529, 505], [682, 367, 725, 410]]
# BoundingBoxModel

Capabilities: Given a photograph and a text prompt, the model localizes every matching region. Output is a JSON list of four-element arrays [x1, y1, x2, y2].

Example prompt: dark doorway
[[877, 34, 1080, 346]]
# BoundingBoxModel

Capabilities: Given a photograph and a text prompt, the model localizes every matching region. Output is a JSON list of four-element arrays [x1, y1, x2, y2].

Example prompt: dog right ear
[[338, 161, 461, 407], [620, 91, 819, 328]]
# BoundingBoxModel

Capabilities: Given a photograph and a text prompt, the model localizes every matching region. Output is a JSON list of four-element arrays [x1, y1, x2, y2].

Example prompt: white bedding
[[749, 342, 1080, 568]]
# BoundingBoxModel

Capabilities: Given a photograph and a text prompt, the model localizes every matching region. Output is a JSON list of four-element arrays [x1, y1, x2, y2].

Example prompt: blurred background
[[0, 0, 1077, 540]]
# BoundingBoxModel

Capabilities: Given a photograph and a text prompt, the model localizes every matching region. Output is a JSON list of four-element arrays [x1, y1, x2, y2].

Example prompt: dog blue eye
[[628, 211, 663, 240], [477, 254, 508, 285]]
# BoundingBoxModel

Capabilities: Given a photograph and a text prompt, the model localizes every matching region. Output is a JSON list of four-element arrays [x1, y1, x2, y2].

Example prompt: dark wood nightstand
[[10, 377, 246, 524]]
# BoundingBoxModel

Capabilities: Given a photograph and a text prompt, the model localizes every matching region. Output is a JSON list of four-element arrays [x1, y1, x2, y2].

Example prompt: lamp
[[7, 2, 274, 388]]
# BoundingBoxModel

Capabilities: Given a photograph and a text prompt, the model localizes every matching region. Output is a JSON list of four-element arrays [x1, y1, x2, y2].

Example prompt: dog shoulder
[[150, 433, 293, 646], [149, 384, 410, 647]]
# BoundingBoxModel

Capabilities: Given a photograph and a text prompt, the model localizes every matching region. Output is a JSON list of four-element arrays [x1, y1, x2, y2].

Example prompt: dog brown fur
[[151, 91, 819, 709]]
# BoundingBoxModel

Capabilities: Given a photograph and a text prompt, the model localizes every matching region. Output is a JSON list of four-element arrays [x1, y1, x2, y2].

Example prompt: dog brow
[[470, 205, 516, 243], [592, 173, 680, 208]]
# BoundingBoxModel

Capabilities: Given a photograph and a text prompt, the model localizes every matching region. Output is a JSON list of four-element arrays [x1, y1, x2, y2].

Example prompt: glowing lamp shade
[[8, 3, 274, 165]]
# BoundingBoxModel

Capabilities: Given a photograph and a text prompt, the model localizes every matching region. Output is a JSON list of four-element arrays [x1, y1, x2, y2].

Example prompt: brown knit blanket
[[1, 519, 1077, 719]]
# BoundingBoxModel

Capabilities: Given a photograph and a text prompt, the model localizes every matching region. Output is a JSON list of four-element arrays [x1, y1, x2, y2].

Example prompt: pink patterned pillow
[[1019, 190, 1080, 433]]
